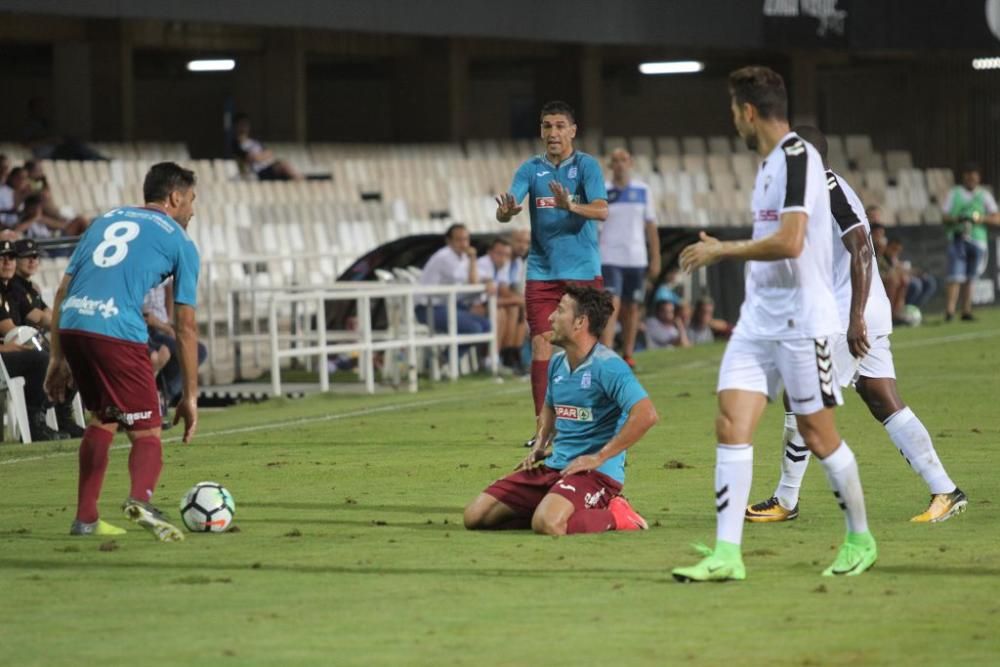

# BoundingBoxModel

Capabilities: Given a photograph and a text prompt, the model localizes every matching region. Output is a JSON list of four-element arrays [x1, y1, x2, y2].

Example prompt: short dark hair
[[233, 112, 250, 125], [444, 223, 467, 240], [6, 167, 24, 186], [793, 125, 827, 164], [870, 222, 886, 234], [563, 285, 614, 337], [143, 162, 196, 204], [540, 100, 575, 124], [729, 66, 788, 121], [489, 237, 511, 250], [961, 161, 981, 175]]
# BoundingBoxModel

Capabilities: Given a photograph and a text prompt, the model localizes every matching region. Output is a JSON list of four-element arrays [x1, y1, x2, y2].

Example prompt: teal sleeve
[[582, 156, 608, 204], [510, 160, 533, 203], [601, 359, 648, 415], [173, 240, 201, 306]]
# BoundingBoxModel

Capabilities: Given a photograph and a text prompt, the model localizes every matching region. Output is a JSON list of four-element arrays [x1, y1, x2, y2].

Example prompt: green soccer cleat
[[672, 541, 746, 583], [69, 518, 127, 536], [122, 499, 184, 543], [822, 531, 878, 577]]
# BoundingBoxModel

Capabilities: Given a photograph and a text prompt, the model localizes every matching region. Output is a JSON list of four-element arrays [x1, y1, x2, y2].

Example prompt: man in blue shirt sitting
[[463, 285, 659, 535]]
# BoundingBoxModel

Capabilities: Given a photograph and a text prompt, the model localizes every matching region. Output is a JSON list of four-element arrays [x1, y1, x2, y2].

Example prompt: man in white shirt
[[476, 237, 524, 371], [673, 66, 876, 582], [747, 125, 966, 526], [600, 148, 661, 368], [417, 223, 490, 337]]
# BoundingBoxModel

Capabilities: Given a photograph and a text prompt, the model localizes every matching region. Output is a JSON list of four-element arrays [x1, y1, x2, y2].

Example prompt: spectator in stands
[[232, 112, 303, 181], [416, 223, 490, 344], [687, 297, 731, 344], [941, 162, 1000, 321], [0, 154, 10, 184], [13, 239, 51, 329], [643, 287, 690, 349], [0, 167, 32, 229], [475, 237, 525, 372], [507, 228, 530, 368], [0, 239, 78, 440], [24, 160, 90, 237], [20, 193, 63, 239], [22, 97, 107, 161]]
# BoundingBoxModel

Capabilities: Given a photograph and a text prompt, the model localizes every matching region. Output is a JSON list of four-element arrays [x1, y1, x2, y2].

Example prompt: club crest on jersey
[[581, 371, 592, 389], [568, 166, 578, 179], [554, 405, 593, 421]]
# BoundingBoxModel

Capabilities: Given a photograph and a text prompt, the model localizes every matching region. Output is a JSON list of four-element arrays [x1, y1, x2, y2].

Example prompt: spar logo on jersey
[[755, 209, 779, 222], [536, 195, 580, 209], [554, 404, 593, 421], [63, 295, 120, 319]]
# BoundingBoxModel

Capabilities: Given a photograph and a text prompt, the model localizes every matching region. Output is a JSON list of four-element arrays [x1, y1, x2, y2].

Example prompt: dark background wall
[[1, 3, 999, 182]]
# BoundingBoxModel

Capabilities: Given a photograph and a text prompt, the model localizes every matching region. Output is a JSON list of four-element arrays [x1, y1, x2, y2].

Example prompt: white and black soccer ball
[[180, 481, 235, 533]]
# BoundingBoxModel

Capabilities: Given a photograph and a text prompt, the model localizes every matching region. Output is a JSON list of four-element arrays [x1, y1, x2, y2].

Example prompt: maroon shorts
[[524, 278, 603, 335], [484, 465, 622, 516], [61, 330, 160, 430]]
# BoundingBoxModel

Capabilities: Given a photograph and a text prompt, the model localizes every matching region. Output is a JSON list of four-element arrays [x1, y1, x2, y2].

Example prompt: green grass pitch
[[2, 312, 999, 666]]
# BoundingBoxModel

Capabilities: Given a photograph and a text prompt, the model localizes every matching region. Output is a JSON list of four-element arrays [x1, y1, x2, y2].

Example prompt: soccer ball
[[903, 304, 922, 327], [180, 482, 235, 533]]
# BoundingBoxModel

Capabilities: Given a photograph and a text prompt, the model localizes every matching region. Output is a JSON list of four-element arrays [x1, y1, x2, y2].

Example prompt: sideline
[[0, 385, 525, 467]]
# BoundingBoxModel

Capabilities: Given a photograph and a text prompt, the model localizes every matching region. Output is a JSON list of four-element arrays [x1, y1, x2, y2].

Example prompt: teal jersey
[[510, 151, 607, 281], [61, 206, 200, 343], [543, 344, 648, 483]]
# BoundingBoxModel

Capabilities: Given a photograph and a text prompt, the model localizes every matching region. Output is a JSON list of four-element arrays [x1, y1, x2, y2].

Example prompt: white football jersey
[[827, 170, 893, 337], [735, 132, 841, 340]]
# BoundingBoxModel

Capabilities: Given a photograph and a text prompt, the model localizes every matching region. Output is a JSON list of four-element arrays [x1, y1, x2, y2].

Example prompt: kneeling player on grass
[[464, 286, 658, 535]]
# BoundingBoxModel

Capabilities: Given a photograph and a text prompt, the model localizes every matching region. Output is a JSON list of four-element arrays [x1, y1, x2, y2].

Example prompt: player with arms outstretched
[[45, 162, 201, 542], [495, 101, 609, 445], [672, 67, 877, 582]]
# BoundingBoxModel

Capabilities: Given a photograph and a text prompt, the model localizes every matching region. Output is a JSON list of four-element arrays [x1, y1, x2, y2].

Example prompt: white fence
[[265, 283, 498, 396]]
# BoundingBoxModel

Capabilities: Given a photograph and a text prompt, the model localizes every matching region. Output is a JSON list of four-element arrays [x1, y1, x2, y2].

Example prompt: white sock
[[775, 412, 811, 509], [819, 441, 869, 534], [716, 444, 753, 546], [883, 407, 956, 495]]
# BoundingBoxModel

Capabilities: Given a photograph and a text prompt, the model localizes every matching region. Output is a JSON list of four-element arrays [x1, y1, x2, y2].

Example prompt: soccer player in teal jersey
[[495, 101, 609, 444], [45, 162, 201, 542], [464, 286, 657, 535]]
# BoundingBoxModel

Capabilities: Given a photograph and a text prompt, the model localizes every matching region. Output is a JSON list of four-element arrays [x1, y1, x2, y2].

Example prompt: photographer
[[941, 163, 1000, 321]]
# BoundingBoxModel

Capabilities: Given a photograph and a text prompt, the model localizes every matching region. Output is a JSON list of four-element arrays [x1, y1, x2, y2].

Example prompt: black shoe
[[54, 403, 85, 439], [944, 312, 954, 322], [523, 435, 537, 449], [961, 313, 976, 322], [28, 410, 70, 442]]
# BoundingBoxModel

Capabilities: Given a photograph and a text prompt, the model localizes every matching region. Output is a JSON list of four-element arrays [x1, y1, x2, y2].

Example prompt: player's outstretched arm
[[495, 193, 523, 223], [172, 303, 199, 444], [680, 212, 807, 272], [559, 397, 658, 477]]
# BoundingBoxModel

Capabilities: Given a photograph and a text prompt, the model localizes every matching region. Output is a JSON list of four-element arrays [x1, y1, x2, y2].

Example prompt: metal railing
[[267, 283, 498, 395]]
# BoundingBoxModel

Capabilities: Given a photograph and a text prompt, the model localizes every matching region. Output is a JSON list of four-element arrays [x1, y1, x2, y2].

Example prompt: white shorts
[[832, 334, 897, 387], [717, 334, 844, 415]]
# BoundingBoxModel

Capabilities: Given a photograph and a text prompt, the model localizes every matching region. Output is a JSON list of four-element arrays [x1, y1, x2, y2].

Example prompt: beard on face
[[743, 132, 759, 151]]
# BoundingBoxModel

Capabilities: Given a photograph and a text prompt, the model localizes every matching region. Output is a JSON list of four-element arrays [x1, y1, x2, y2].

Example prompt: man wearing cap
[[13, 238, 52, 329], [0, 238, 75, 440]]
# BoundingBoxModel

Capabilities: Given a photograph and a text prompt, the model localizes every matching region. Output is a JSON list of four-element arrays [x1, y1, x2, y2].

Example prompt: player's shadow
[[0, 557, 671, 583], [235, 517, 456, 530], [243, 502, 461, 514]]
